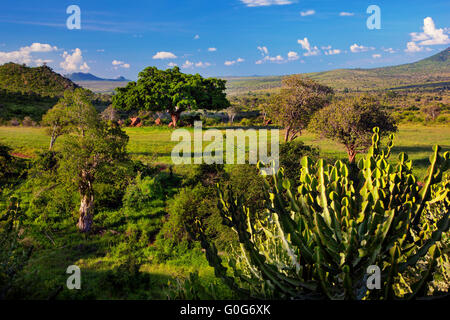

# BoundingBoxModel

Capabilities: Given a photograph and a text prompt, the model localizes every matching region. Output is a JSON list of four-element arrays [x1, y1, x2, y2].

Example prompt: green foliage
[[279, 141, 319, 182], [310, 95, 397, 163], [265, 75, 333, 141], [112, 66, 229, 125], [0, 63, 78, 97], [165, 271, 227, 300], [196, 128, 449, 300], [0, 198, 33, 299]]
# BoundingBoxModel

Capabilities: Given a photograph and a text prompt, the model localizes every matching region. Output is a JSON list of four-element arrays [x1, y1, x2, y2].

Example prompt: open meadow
[[1, 124, 448, 179]]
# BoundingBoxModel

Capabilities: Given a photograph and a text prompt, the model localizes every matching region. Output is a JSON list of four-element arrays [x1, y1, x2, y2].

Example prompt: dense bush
[[279, 141, 319, 182]]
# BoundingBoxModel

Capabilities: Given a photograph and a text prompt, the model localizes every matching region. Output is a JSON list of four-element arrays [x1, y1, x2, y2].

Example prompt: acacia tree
[[226, 103, 243, 124], [310, 95, 397, 164], [265, 75, 333, 142], [112, 66, 229, 127], [42, 89, 129, 233], [59, 122, 129, 232], [422, 104, 441, 121], [42, 89, 98, 150]]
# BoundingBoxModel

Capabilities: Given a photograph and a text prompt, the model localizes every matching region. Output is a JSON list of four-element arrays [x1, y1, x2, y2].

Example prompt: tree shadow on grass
[[20, 236, 177, 300]]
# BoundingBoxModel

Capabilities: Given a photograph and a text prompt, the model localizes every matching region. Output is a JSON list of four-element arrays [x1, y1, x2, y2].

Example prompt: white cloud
[[257, 46, 269, 56], [194, 35, 200, 40], [153, 51, 177, 59], [287, 51, 299, 60], [300, 10, 315, 17], [372, 54, 381, 59], [256, 55, 284, 64], [208, 47, 217, 52], [405, 41, 425, 52], [339, 12, 354, 16], [225, 58, 245, 66], [167, 62, 178, 67], [298, 38, 320, 56], [383, 47, 396, 53], [256, 47, 299, 64], [324, 49, 341, 55], [240, 0, 293, 7], [182, 60, 211, 69], [409, 17, 449, 46], [182, 60, 194, 69], [195, 61, 211, 68], [0, 42, 58, 65], [60, 48, 90, 73], [24, 43, 58, 53], [112, 60, 130, 69], [35, 59, 53, 66], [350, 43, 375, 53]]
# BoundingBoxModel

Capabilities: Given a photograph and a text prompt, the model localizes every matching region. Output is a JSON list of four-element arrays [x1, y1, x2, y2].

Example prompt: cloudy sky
[[0, 0, 449, 79]]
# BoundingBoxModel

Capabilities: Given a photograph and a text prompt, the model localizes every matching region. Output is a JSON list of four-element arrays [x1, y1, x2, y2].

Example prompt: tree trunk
[[77, 193, 94, 233], [49, 127, 57, 150], [49, 135, 56, 151], [284, 126, 291, 142], [347, 146, 357, 164], [170, 111, 182, 127]]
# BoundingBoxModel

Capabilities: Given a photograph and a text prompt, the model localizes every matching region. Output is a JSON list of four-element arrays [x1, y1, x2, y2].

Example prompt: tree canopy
[[42, 88, 98, 150], [264, 75, 333, 141], [112, 66, 229, 126], [309, 95, 397, 163]]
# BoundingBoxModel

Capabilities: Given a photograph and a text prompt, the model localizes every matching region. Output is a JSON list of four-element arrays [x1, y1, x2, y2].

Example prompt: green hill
[[0, 63, 79, 96], [225, 47, 450, 94]]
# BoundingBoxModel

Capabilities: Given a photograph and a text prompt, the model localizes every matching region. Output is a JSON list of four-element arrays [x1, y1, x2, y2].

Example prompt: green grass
[[1, 124, 449, 178]]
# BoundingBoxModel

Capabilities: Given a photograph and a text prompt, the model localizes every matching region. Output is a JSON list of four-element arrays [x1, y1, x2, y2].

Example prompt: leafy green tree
[[112, 66, 229, 127], [310, 95, 397, 164], [44, 92, 130, 232], [265, 75, 333, 142], [42, 89, 98, 150]]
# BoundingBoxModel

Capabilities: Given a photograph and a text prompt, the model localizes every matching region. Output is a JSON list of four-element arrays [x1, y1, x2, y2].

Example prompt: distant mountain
[[0, 62, 79, 96], [66, 72, 130, 82], [225, 47, 450, 94]]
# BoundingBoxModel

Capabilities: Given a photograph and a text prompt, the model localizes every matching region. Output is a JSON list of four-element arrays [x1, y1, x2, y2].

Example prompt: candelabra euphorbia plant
[[193, 128, 449, 300]]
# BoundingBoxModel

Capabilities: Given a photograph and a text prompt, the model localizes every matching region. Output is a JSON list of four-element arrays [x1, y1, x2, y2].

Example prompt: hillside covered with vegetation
[[0, 63, 78, 96], [225, 47, 450, 94], [0, 63, 111, 122]]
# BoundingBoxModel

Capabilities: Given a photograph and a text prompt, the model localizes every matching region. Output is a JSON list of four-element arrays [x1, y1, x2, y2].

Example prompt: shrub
[[279, 141, 319, 182], [239, 118, 252, 127], [21, 116, 34, 127], [123, 175, 164, 212]]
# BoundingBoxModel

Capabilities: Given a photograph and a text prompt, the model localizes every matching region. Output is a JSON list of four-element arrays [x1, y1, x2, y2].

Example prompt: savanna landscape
[[0, 1, 449, 308]]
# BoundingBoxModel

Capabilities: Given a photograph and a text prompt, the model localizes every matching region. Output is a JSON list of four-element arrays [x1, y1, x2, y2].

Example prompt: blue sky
[[0, 0, 449, 79]]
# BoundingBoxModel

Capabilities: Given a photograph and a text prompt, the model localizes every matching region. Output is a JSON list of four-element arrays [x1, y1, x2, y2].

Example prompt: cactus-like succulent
[[194, 128, 449, 300]]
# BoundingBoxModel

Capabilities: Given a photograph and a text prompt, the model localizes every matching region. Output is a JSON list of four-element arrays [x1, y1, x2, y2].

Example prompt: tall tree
[[310, 95, 397, 164], [43, 89, 129, 232], [112, 66, 229, 127], [59, 122, 129, 232], [42, 89, 98, 150], [265, 75, 333, 142]]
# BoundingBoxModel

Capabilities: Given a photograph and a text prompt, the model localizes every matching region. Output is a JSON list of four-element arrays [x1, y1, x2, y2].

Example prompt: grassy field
[[1, 124, 449, 179]]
